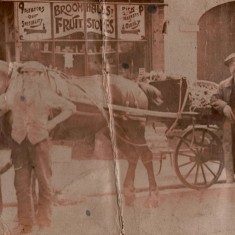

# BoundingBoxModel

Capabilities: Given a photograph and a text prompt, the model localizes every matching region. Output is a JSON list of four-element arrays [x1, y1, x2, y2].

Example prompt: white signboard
[[117, 5, 145, 40], [18, 2, 52, 40], [86, 4, 115, 38], [53, 3, 84, 38]]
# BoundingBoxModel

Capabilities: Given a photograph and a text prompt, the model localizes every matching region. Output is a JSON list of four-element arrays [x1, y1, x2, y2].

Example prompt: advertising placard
[[86, 3, 115, 38], [18, 2, 52, 40], [53, 3, 84, 38], [117, 5, 145, 40]]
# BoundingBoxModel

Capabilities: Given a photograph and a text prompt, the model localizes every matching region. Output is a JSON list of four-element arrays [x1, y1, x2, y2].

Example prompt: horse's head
[[138, 82, 163, 107], [0, 60, 11, 95]]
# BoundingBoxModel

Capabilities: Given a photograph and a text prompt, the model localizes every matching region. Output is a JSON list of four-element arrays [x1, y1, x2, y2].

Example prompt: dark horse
[[0, 61, 163, 207]]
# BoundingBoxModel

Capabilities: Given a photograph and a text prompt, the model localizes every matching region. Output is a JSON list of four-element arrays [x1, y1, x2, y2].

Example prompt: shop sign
[[117, 5, 145, 40], [18, 2, 52, 40], [53, 3, 84, 38], [86, 4, 115, 38], [53, 3, 115, 38]]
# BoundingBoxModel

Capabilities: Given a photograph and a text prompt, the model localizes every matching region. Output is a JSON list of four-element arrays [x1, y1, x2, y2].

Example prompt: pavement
[[1, 158, 235, 235], [0, 125, 235, 234]]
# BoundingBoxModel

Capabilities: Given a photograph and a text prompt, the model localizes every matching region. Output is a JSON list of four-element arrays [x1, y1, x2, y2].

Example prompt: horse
[[0, 61, 163, 208]]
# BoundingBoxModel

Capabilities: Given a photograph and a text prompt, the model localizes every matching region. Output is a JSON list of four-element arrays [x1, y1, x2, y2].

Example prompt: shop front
[[0, 1, 165, 78]]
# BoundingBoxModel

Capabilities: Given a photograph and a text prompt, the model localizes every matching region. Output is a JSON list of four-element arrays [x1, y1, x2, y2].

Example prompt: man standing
[[0, 61, 76, 234], [211, 53, 235, 183]]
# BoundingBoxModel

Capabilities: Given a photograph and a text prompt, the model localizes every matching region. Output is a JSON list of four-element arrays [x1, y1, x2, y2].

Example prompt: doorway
[[198, 2, 235, 83]]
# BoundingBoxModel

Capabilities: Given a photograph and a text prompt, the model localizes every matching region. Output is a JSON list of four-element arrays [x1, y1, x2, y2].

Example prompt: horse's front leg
[[141, 147, 159, 208], [123, 161, 137, 207]]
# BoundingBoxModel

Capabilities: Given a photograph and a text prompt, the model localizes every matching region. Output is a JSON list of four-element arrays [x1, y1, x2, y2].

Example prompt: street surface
[[0, 125, 234, 235]]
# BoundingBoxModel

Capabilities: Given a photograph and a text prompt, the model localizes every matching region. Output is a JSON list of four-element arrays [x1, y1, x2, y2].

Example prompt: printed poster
[[86, 3, 115, 38], [53, 3, 84, 38], [18, 2, 52, 40], [118, 5, 145, 40]]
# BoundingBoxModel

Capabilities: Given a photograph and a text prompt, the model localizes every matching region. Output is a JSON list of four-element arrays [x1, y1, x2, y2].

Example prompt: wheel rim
[[174, 127, 224, 189]]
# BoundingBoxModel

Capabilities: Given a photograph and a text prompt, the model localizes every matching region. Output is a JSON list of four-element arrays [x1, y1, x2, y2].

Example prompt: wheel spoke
[[185, 163, 197, 179], [179, 161, 194, 168], [178, 152, 195, 158], [209, 135, 217, 147], [203, 162, 216, 178], [194, 164, 199, 184], [191, 130, 201, 145], [209, 160, 221, 165], [200, 163, 207, 184], [180, 139, 197, 155], [184, 137, 195, 146], [201, 129, 206, 145]]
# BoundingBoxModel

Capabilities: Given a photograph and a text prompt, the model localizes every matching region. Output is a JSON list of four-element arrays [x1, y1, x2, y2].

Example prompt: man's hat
[[224, 53, 235, 66], [18, 61, 46, 73]]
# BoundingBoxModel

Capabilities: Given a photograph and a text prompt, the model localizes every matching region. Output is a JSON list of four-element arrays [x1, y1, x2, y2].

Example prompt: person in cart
[[211, 53, 235, 182], [0, 61, 76, 235]]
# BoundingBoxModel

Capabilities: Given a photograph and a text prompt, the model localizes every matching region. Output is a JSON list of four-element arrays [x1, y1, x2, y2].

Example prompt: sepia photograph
[[0, 0, 234, 234]]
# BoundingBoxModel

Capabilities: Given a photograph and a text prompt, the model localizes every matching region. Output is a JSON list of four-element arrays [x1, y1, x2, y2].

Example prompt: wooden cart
[[106, 77, 224, 190]]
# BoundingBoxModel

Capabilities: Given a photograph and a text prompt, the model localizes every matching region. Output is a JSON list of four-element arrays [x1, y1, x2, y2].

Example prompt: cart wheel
[[174, 127, 224, 190]]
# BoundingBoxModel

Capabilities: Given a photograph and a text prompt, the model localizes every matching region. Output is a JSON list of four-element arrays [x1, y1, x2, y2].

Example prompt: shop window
[[20, 42, 53, 68], [16, 2, 151, 78], [54, 38, 86, 76]]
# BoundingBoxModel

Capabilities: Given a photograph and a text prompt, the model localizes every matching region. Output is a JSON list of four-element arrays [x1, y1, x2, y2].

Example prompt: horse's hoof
[[144, 190, 159, 208], [125, 196, 135, 207], [144, 198, 158, 208], [124, 187, 136, 207]]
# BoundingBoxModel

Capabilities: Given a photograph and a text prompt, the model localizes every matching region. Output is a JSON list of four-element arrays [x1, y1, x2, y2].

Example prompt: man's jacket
[[211, 76, 234, 113]]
